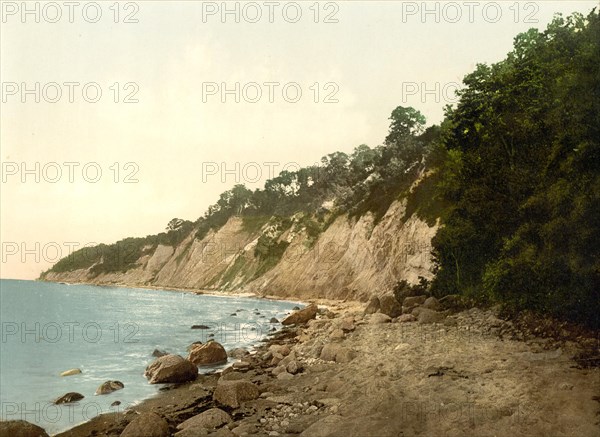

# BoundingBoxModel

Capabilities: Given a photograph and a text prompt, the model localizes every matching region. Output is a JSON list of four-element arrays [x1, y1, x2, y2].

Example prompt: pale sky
[[1, 1, 597, 279]]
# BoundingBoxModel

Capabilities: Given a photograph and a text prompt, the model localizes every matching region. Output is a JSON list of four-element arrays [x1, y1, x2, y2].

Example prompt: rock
[[320, 344, 356, 363], [363, 296, 380, 315], [188, 341, 228, 366], [559, 382, 574, 390], [187, 341, 203, 352], [191, 325, 211, 329], [396, 314, 416, 323], [417, 308, 445, 324], [111, 400, 121, 406], [292, 306, 300, 310], [330, 328, 345, 339], [152, 349, 168, 357], [335, 348, 357, 364], [213, 380, 260, 408], [403, 295, 427, 310], [227, 347, 249, 359], [422, 296, 440, 310], [60, 368, 81, 377], [121, 412, 169, 437], [144, 354, 198, 384], [379, 294, 402, 318], [95, 380, 124, 395], [286, 360, 301, 375], [282, 304, 318, 326], [0, 420, 50, 437], [176, 408, 232, 432], [370, 313, 392, 324], [338, 317, 355, 332], [269, 344, 291, 356], [211, 428, 235, 437], [270, 317, 279, 323], [232, 361, 250, 371], [277, 371, 294, 380], [272, 365, 287, 376], [54, 392, 84, 404]]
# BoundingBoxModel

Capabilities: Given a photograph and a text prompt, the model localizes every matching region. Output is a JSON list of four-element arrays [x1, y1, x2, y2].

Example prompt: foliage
[[431, 10, 600, 328]]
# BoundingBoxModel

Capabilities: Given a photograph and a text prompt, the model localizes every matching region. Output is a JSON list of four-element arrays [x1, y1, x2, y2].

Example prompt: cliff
[[42, 198, 437, 301]]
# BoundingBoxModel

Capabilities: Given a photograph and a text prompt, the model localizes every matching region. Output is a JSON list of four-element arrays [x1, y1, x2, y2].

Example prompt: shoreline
[[49, 298, 599, 437], [37, 277, 309, 307]]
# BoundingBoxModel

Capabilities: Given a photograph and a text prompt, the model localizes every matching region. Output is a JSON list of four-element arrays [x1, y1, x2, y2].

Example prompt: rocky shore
[[3, 297, 599, 437]]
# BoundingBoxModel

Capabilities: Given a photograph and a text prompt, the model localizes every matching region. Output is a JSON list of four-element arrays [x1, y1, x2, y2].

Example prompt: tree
[[384, 106, 426, 145]]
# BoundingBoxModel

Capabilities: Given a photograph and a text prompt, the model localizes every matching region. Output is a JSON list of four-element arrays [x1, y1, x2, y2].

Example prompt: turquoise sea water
[[0, 279, 300, 434]]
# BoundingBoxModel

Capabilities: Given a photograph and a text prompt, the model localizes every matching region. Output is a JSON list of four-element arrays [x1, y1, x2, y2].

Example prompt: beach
[[50, 298, 599, 437]]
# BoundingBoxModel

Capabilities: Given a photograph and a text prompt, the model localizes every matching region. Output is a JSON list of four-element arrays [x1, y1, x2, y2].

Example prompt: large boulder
[[95, 380, 124, 395], [176, 408, 231, 433], [121, 412, 169, 437], [379, 294, 402, 318], [363, 296, 380, 315], [54, 392, 84, 404], [0, 420, 50, 437], [213, 380, 260, 408], [144, 354, 198, 384], [187, 341, 228, 366], [282, 304, 318, 325]]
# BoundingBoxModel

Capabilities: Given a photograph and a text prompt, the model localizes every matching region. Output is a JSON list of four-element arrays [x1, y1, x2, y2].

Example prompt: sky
[[1, 0, 597, 279]]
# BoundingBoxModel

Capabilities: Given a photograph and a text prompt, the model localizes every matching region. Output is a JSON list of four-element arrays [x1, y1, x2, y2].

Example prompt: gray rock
[[152, 349, 168, 358]]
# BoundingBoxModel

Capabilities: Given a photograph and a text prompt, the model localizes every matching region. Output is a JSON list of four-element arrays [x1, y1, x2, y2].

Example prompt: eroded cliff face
[[43, 200, 437, 301]]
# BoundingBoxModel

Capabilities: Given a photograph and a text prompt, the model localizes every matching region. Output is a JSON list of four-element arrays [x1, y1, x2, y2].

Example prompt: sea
[[0, 279, 301, 434]]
